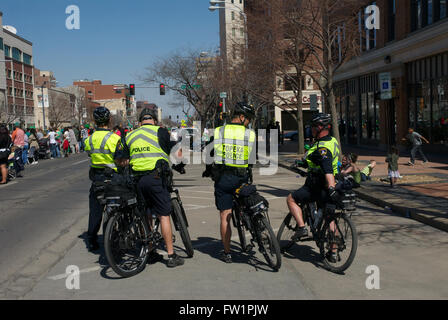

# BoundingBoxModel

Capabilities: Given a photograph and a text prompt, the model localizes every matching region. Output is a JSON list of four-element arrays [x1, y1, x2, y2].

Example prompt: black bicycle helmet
[[139, 108, 158, 122], [93, 107, 111, 124], [234, 102, 255, 120], [311, 113, 331, 127]]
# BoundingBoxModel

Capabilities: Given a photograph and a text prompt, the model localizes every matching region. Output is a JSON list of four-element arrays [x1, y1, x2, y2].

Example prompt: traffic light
[[160, 83, 166, 95], [218, 101, 223, 111], [129, 84, 135, 95]]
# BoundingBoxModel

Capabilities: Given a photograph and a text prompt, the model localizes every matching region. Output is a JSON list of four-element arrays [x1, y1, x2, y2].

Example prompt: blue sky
[[1, 0, 220, 118]]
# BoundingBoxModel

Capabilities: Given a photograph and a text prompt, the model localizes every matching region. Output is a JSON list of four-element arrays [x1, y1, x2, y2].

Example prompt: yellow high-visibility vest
[[84, 130, 121, 172], [214, 124, 256, 168], [306, 137, 340, 175], [125, 125, 169, 171]]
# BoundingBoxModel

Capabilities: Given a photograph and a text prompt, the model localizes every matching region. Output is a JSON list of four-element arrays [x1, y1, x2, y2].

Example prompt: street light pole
[[41, 83, 47, 131]]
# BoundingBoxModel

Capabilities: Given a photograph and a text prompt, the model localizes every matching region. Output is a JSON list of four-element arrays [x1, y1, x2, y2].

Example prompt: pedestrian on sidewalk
[[0, 124, 12, 184], [402, 128, 429, 166], [62, 136, 70, 157], [28, 129, 40, 165], [386, 146, 400, 188]]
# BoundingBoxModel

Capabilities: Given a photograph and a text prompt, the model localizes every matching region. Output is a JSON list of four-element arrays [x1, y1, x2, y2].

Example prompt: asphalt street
[[0, 154, 447, 299]]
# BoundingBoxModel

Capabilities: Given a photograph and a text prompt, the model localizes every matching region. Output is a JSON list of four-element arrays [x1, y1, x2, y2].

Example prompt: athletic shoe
[[292, 226, 308, 241], [87, 238, 99, 252], [220, 251, 232, 263], [167, 253, 184, 268], [326, 251, 340, 263]]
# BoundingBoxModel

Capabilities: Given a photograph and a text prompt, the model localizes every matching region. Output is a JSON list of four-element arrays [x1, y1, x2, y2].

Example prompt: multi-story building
[[33, 69, 57, 130], [73, 80, 133, 126], [0, 12, 35, 129], [218, 0, 247, 67], [334, 0, 448, 152], [136, 101, 162, 124]]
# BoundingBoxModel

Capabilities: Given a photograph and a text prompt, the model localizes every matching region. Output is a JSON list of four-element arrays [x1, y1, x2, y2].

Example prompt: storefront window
[[433, 78, 448, 144], [348, 95, 358, 144], [369, 92, 380, 141]]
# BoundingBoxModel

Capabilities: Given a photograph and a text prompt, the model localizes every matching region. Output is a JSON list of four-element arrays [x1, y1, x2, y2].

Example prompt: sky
[[0, 0, 220, 119]]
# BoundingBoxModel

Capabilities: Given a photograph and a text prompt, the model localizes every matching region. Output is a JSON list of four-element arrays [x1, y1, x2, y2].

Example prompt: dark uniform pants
[[87, 173, 108, 240]]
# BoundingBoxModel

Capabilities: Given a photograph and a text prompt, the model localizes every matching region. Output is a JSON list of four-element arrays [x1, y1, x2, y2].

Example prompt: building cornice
[[3, 29, 33, 46]]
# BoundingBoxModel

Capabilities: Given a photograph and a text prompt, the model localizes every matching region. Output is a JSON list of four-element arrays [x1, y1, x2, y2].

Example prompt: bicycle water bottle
[[313, 209, 323, 229]]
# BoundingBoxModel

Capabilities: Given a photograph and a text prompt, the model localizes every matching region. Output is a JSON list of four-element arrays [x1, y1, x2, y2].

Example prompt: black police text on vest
[[132, 146, 152, 153], [223, 145, 244, 160]]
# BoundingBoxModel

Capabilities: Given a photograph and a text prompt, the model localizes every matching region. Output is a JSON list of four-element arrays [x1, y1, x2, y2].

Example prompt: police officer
[[203, 102, 256, 263], [84, 107, 121, 252], [286, 113, 341, 261], [115, 108, 184, 268]]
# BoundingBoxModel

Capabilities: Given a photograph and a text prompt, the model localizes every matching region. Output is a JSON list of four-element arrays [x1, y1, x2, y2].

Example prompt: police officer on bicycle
[[203, 102, 256, 263], [286, 113, 341, 261], [115, 108, 185, 268], [85, 107, 122, 252]]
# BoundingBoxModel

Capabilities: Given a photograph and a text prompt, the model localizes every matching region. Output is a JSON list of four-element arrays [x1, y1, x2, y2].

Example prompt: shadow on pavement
[[281, 243, 326, 272], [191, 237, 278, 273]]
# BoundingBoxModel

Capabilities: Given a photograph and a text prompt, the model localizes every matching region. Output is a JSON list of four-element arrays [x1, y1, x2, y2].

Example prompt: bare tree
[[143, 49, 225, 129], [291, 0, 369, 146], [48, 91, 72, 130]]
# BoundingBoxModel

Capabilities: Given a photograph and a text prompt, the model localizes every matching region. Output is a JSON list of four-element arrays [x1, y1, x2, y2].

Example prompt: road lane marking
[[48, 266, 101, 280], [0, 181, 17, 188], [72, 159, 89, 166]]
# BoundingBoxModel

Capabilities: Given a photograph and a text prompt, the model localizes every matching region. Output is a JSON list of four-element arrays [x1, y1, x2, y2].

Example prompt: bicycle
[[103, 170, 193, 278], [231, 180, 282, 271], [277, 165, 358, 274]]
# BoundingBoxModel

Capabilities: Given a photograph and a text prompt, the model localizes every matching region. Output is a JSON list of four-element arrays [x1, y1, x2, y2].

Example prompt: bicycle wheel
[[104, 208, 150, 278], [277, 213, 298, 253], [255, 215, 282, 271], [233, 209, 248, 253], [319, 213, 358, 274], [171, 198, 194, 257]]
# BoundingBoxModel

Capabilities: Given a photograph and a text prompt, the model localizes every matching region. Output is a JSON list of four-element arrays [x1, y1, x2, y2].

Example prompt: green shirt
[[386, 154, 399, 171]]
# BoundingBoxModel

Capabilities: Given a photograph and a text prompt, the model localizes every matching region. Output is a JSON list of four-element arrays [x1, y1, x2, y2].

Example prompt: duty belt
[[222, 166, 247, 177]]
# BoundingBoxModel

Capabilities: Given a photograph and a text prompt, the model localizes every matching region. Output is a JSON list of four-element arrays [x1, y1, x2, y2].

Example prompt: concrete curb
[[277, 159, 448, 233]]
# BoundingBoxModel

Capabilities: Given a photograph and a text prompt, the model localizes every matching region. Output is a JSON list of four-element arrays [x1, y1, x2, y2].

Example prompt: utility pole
[[41, 82, 47, 131]]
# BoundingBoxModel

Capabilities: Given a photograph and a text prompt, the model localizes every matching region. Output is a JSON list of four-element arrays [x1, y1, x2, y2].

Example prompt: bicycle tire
[[171, 198, 194, 258], [276, 213, 297, 253], [255, 215, 281, 271], [234, 209, 248, 253], [319, 213, 358, 274], [104, 209, 150, 278]]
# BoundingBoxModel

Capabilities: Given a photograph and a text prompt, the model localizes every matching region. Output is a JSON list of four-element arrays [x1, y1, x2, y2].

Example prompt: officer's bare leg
[[220, 209, 232, 253], [159, 215, 174, 255], [287, 194, 305, 227]]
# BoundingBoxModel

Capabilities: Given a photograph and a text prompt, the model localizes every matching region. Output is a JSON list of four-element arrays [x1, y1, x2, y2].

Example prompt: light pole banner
[[38, 94, 49, 108]]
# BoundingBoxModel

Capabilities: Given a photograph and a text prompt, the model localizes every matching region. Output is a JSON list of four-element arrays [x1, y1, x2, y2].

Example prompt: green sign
[[181, 84, 202, 90]]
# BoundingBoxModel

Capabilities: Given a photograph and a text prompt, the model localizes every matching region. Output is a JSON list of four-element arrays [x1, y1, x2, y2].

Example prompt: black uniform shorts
[[214, 173, 247, 211], [291, 184, 329, 206], [137, 173, 172, 216]]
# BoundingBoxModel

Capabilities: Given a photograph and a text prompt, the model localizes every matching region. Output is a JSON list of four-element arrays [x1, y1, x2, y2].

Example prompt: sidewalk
[[274, 142, 448, 232]]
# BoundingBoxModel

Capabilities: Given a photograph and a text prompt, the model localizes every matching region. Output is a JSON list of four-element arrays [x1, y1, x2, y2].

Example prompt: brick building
[[0, 12, 35, 129], [334, 0, 448, 152], [72, 80, 133, 126]]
